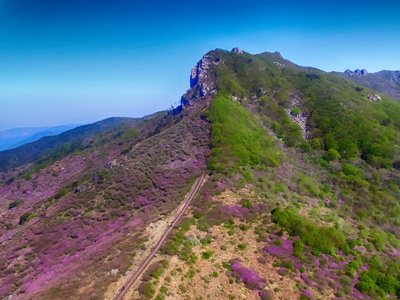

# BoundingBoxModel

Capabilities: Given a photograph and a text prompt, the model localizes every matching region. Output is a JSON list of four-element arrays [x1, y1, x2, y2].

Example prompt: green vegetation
[[8, 199, 24, 209], [164, 218, 198, 263], [238, 243, 247, 250], [292, 107, 302, 116], [202, 250, 214, 259], [207, 91, 285, 173], [212, 50, 400, 169], [272, 208, 347, 255], [19, 213, 38, 225], [357, 266, 400, 298], [0, 117, 138, 173]]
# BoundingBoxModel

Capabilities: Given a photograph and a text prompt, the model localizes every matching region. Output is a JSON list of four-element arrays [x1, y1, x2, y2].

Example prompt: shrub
[[207, 92, 285, 172], [8, 199, 24, 209], [138, 282, 155, 298], [272, 208, 346, 254], [202, 251, 214, 259], [325, 149, 341, 161], [243, 201, 253, 209], [238, 243, 248, 250], [259, 289, 275, 300], [281, 259, 294, 269], [342, 163, 360, 176], [292, 107, 302, 116], [369, 228, 387, 251], [294, 239, 305, 258], [298, 174, 320, 197], [232, 262, 267, 290], [19, 213, 37, 225]]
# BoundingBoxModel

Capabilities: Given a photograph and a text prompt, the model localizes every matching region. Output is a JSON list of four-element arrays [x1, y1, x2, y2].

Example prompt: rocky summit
[[2, 48, 400, 300], [345, 68, 368, 76]]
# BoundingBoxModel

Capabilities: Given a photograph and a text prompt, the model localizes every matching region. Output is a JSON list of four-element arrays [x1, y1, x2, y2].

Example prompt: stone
[[110, 269, 117, 275], [367, 94, 381, 101], [181, 51, 219, 107], [74, 185, 86, 193], [273, 62, 285, 70], [107, 159, 117, 167], [190, 66, 198, 87], [259, 289, 275, 300], [232, 47, 243, 54]]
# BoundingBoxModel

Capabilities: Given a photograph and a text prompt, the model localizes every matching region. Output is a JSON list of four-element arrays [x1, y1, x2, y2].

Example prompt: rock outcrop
[[345, 69, 368, 76], [286, 95, 311, 139], [391, 75, 400, 82], [367, 94, 381, 101], [273, 62, 285, 70], [181, 51, 220, 107], [232, 47, 243, 54]]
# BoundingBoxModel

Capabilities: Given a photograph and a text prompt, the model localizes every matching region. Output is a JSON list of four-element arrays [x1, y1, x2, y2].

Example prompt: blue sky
[[0, 0, 399, 130]]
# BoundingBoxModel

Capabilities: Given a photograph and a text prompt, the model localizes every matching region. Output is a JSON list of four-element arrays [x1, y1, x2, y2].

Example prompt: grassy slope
[[207, 91, 285, 173]]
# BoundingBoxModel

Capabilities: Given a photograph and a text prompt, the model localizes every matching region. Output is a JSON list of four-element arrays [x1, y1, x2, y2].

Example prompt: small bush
[[8, 199, 24, 209], [243, 201, 253, 209], [202, 251, 214, 259], [325, 149, 341, 161], [238, 243, 247, 250], [292, 107, 302, 116]]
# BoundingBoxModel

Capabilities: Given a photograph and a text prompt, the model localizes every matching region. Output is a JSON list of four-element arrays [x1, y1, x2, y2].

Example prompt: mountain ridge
[[0, 125, 80, 151], [1, 48, 400, 299], [336, 69, 400, 101]]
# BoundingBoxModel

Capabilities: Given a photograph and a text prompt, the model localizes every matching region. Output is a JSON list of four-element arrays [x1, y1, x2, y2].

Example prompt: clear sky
[[0, 0, 399, 130]]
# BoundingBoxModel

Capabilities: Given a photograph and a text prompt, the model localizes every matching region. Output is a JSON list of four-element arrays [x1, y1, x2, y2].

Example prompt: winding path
[[114, 173, 205, 300]]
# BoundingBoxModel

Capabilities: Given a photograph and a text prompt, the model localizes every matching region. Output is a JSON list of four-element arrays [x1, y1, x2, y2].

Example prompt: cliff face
[[181, 51, 221, 107]]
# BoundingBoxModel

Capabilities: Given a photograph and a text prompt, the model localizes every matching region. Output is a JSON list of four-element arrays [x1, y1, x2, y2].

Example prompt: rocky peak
[[232, 47, 243, 54], [345, 68, 368, 76], [181, 51, 221, 107]]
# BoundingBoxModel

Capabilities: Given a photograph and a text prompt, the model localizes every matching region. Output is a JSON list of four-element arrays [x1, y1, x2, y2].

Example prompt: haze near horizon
[[0, 0, 399, 130]]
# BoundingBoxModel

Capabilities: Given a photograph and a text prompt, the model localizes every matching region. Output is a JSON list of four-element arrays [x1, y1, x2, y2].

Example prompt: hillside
[[0, 117, 136, 172], [337, 69, 400, 101], [5, 125, 80, 151], [1, 48, 400, 300]]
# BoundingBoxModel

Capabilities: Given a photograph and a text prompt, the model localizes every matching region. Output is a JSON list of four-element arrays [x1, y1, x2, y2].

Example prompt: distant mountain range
[[0, 117, 140, 172], [0, 125, 80, 151], [336, 69, 400, 100]]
